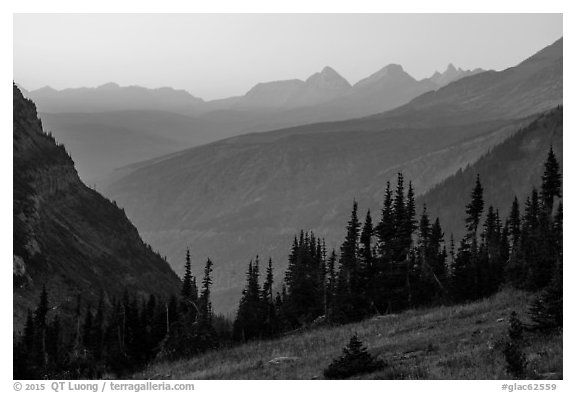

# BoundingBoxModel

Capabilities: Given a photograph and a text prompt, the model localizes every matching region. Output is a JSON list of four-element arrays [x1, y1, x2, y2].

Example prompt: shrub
[[323, 334, 384, 379], [503, 311, 527, 379], [503, 341, 527, 379]]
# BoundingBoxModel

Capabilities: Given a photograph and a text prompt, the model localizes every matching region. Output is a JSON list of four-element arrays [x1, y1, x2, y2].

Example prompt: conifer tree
[[340, 201, 360, 281], [406, 181, 418, 238], [541, 146, 561, 215], [509, 197, 521, 250], [326, 249, 337, 313], [376, 181, 394, 260], [465, 174, 484, 244], [261, 258, 278, 336], [392, 174, 408, 261], [323, 334, 384, 379], [529, 261, 562, 332], [553, 202, 563, 251], [333, 202, 367, 322], [181, 248, 193, 299], [452, 177, 484, 301], [503, 311, 527, 379], [283, 232, 326, 325], [180, 249, 199, 321], [430, 218, 446, 275], [262, 258, 274, 305], [448, 233, 455, 277], [360, 210, 374, 274], [199, 258, 214, 327], [233, 260, 263, 341], [429, 217, 447, 298], [522, 189, 553, 290]]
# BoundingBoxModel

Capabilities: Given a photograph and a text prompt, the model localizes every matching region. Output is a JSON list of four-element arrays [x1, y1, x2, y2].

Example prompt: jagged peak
[[445, 63, 459, 73]]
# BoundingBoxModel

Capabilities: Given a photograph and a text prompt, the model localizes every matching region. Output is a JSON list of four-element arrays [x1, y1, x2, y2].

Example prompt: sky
[[13, 13, 563, 100]]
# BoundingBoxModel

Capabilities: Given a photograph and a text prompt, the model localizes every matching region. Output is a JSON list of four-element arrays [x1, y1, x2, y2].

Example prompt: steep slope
[[418, 106, 563, 241], [13, 85, 182, 330]]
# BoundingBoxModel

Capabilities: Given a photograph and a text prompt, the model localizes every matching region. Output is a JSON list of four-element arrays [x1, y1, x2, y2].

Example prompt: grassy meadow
[[133, 289, 562, 380]]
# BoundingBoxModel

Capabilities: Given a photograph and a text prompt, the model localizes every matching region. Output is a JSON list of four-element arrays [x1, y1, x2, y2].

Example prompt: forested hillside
[[419, 107, 562, 241]]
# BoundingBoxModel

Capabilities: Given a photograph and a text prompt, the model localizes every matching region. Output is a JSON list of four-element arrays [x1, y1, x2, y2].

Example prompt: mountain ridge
[[24, 61, 484, 115]]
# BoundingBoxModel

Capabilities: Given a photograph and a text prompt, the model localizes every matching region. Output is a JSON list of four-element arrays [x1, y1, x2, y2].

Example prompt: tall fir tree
[[181, 248, 193, 299], [333, 201, 367, 322], [199, 258, 214, 327], [233, 260, 263, 341], [465, 174, 484, 245], [541, 146, 561, 215], [376, 181, 394, 261]]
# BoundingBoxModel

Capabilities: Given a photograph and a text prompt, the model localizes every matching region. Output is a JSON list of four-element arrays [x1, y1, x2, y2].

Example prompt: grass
[[132, 289, 562, 380]]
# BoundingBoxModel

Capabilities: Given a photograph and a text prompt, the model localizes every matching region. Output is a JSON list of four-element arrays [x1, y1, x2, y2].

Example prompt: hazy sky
[[14, 14, 562, 100]]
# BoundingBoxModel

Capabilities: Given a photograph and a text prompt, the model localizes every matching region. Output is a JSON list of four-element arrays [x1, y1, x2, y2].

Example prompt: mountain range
[[26, 63, 481, 115], [102, 38, 562, 315], [13, 85, 181, 330], [22, 64, 483, 185]]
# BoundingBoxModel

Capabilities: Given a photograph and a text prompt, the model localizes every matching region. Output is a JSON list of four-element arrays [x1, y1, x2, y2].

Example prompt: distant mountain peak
[[97, 82, 121, 89], [426, 64, 486, 87], [321, 65, 338, 74], [373, 63, 407, 77], [353, 63, 414, 89], [305, 66, 351, 90], [445, 63, 458, 72]]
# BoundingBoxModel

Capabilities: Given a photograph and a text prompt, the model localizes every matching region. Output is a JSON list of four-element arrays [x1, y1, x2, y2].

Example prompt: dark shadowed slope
[[13, 85, 182, 330], [418, 106, 563, 242]]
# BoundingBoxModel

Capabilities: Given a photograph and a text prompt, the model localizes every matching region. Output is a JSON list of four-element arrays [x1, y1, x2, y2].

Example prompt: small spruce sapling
[[323, 334, 384, 379]]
